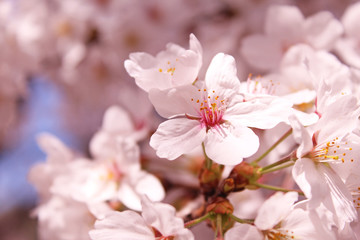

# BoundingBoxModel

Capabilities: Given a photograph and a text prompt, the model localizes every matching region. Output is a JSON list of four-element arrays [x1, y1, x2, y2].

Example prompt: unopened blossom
[[241, 5, 343, 71], [89, 196, 194, 240], [290, 95, 360, 229], [225, 192, 329, 240], [125, 33, 202, 92], [149, 53, 294, 165]]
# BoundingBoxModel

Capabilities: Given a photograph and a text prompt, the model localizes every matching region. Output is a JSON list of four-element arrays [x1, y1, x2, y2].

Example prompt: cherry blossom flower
[[124, 33, 202, 92], [290, 95, 360, 229], [28, 133, 75, 201], [335, 2, 360, 69], [225, 192, 329, 240], [89, 196, 194, 240], [34, 195, 104, 240], [51, 138, 165, 211], [89, 105, 149, 160], [241, 5, 343, 71], [149, 53, 294, 165]]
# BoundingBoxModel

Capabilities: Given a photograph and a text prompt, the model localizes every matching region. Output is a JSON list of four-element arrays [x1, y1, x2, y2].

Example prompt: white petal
[[189, 33, 203, 57], [101, 106, 134, 133], [304, 11, 343, 50], [281, 208, 331, 240], [148, 85, 199, 118], [240, 34, 283, 71], [118, 182, 142, 211], [36, 133, 73, 163], [288, 114, 313, 157], [265, 5, 304, 43], [204, 123, 259, 165], [225, 224, 263, 240], [150, 118, 206, 160], [118, 170, 165, 211], [315, 95, 359, 142], [226, 96, 293, 130], [319, 165, 357, 228], [205, 53, 240, 92], [141, 196, 194, 239], [292, 158, 328, 208], [342, 2, 360, 39], [255, 192, 298, 230], [134, 171, 165, 203], [89, 210, 153, 240]]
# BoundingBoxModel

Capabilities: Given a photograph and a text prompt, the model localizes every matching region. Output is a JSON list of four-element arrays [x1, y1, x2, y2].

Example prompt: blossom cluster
[[16, 1, 360, 240]]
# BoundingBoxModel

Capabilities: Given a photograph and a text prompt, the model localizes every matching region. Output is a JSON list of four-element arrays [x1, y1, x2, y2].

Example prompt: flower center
[[246, 74, 278, 96], [152, 226, 175, 240], [309, 137, 354, 164], [265, 229, 295, 240], [100, 161, 124, 183], [351, 187, 360, 209], [158, 59, 178, 76], [190, 88, 227, 129]]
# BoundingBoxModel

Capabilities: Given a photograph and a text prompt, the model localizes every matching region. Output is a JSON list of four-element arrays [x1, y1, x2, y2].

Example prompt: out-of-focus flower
[[241, 5, 343, 71], [89, 196, 194, 240], [51, 137, 165, 211], [335, 2, 360, 69]]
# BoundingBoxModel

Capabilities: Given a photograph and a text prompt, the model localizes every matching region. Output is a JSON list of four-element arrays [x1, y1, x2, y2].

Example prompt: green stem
[[184, 213, 212, 228], [202, 142, 213, 169], [252, 182, 304, 196], [229, 214, 254, 224], [252, 128, 292, 164], [215, 214, 223, 240], [260, 162, 295, 174], [260, 155, 294, 172]]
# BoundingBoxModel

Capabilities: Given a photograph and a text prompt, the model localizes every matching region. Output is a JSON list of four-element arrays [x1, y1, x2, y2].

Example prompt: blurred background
[[0, 0, 358, 239]]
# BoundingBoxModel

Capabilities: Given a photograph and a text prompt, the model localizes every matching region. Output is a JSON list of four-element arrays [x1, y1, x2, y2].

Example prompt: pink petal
[[204, 53, 240, 92], [240, 34, 283, 71], [255, 192, 298, 230], [225, 224, 263, 240], [150, 118, 206, 160], [89, 210, 153, 240], [204, 124, 259, 165]]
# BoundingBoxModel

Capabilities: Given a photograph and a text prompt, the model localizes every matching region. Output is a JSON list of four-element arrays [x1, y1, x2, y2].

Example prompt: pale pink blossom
[[149, 53, 294, 165], [89, 196, 194, 240], [290, 95, 360, 229], [51, 139, 165, 211], [241, 5, 343, 71], [335, 2, 360, 69], [125, 33, 202, 92], [28, 133, 75, 201], [225, 192, 327, 240]]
